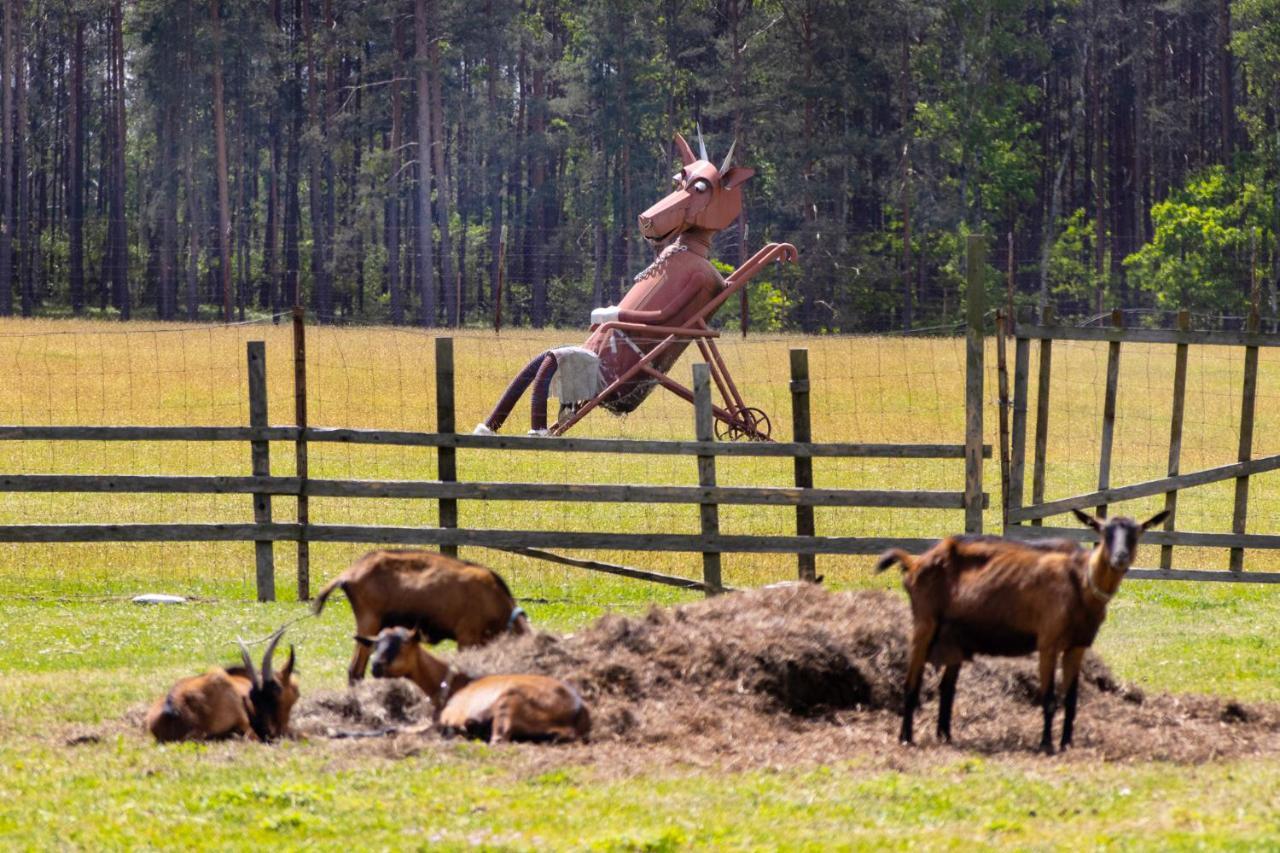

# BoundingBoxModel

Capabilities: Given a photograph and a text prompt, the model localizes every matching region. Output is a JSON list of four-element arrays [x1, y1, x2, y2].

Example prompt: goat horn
[[719, 139, 737, 174], [696, 123, 708, 161], [236, 637, 259, 688], [260, 627, 286, 684]]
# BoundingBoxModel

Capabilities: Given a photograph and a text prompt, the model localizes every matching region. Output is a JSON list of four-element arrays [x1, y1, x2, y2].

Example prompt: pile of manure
[[289, 584, 1280, 766]]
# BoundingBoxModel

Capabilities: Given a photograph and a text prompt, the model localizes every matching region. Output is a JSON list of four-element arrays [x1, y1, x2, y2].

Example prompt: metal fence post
[[693, 363, 722, 594], [789, 348, 816, 582], [436, 337, 458, 557], [247, 340, 275, 602], [964, 235, 986, 534]]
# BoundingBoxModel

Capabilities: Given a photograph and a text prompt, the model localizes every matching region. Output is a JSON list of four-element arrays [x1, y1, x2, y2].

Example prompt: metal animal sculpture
[[477, 127, 795, 440]]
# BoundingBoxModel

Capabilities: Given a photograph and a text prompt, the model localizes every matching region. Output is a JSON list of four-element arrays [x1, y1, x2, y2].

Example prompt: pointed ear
[[1141, 509, 1171, 530], [721, 166, 755, 190], [281, 646, 296, 679], [673, 133, 696, 166], [353, 635, 375, 648], [1072, 508, 1103, 532], [408, 627, 423, 644]]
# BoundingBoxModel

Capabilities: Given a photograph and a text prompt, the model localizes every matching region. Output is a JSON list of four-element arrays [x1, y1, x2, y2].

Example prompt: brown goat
[[314, 549, 530, 684], [876, 509, 1168, 754], [146, 629, 299, 743], [357, 626, 591, 744]]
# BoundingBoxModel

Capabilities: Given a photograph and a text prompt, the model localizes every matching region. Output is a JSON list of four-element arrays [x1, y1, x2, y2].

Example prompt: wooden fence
[[997, 305, 1280, 582], [0, 238, 996, 601]]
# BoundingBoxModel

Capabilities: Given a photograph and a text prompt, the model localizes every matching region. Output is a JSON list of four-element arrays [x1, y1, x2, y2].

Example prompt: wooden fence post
[[789, 348, 816, 582], [247, 340, 275, 602], [1160, 309, 1190, 570], [436, 337, 458, 558], [292, 307, 310, 600], [996, 309, 1011, 528], [1031, 304, 1054, 526], [1096, 309, 1123, 518], [1008, 307, 1031, 533], [1230, 311, 1260, 572], [693, 363, 722, 594], [964, 234, 986, 534]]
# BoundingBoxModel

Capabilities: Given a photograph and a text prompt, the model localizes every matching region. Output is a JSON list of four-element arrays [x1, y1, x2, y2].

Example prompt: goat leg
[[1037, 647, 1058, 755], [936, 663, 960, 743], [899, 621, 935, 744], [1059, 647, 1086, 749]]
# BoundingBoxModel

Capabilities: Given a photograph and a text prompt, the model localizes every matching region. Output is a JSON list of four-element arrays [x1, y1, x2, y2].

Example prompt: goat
[[313, 549, 530, 684], [357, 626, 591, 744], [876, 508, 1168, 754], [146, 628, 299, 743]]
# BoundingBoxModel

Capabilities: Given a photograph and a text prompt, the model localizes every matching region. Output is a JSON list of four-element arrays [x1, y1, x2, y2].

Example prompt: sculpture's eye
[[671, 173, 683, 189], [691, 178, 710, 194]]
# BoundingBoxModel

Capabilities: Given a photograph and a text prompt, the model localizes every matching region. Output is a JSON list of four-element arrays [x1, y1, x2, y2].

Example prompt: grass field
[[2, 317, 1280, 849]]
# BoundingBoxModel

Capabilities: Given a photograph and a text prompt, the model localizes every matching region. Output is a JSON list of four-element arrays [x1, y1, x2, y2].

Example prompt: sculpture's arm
[[614, 273, 714, 326]]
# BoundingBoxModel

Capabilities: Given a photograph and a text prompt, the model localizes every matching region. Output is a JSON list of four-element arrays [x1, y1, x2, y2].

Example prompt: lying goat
[[876, 508, 1167, 754], [357, 626, 591, 744], [314, 549, 530, 683], [146, 628, 299, 743]]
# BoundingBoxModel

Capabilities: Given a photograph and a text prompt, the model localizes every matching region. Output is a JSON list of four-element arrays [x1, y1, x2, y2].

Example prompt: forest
[[0, 0, 1278, 332]]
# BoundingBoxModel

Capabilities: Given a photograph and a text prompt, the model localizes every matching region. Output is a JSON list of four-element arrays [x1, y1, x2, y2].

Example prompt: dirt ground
[[261, 584, 1280, 771]]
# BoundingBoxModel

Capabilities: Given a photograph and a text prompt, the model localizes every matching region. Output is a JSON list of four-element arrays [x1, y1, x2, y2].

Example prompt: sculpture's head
[[638, 128, 755, 244]]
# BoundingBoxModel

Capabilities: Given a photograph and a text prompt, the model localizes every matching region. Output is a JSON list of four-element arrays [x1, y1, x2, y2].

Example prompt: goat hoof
[[1039, 742, 1055, 756]]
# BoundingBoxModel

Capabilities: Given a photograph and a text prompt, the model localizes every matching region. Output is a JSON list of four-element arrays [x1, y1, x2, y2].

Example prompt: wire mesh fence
[[1, 303, 1274, 603], [0, 317, 976, 601]]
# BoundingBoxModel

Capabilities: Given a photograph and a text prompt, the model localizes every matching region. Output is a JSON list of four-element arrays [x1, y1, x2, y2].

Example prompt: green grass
[[3, 318, 1280, 848], [2, 579, 1280, 848]]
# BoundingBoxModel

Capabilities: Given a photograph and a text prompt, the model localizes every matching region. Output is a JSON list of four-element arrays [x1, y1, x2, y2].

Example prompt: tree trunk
[[413, 0, 437, 326], [210, 0, 233, 321], [388, 18, 404, 324], [109, 0, 129, 319], [14, 0, 30, 317], [283, 0, 302, 309], [68, 15, 84, 314], [1217, 0, 1232, 162], [302, 0, 330, 321], [0, 0, 16, 316], [427, 0, 457, 325]]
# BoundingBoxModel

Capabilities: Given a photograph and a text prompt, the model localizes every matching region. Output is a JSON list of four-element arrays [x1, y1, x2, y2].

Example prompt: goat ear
[[1141, 509, 1171, 531], [721, 166, 755, 190], [408, 627, 423, 644], [673, 133, 696, 166], [1072, 508, 1102, 532], [281, 645, 296, 679], [353, 635, 375, 648]]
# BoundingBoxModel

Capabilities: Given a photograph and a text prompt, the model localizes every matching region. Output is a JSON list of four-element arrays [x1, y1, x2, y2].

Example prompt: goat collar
[[508, 606, 526, 629], [1085, 552, 1119, 603], [437, 664, 461, 708], [1086, 571, 1115, 603]]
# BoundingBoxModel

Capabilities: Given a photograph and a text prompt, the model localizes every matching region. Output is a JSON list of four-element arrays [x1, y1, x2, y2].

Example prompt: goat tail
[[311, 574, 347, 616], [874, 548, 916, 574]]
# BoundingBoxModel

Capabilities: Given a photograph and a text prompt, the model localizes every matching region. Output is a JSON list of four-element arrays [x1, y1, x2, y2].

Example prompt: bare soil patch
[[279, 584, 1280, 770]]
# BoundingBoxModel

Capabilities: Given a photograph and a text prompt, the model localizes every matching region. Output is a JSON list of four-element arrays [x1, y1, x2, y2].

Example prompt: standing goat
[[146, 628, 299, 743], [876, 508, 1168, 754], [313, 549, 530, 683], [358, 626, 591, 744]]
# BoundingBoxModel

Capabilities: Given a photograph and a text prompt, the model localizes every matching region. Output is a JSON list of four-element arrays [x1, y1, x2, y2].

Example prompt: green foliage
[[709, 259, 793, 333], [1046, 209, 1099, 307], [1122, 167, 1272, 313]]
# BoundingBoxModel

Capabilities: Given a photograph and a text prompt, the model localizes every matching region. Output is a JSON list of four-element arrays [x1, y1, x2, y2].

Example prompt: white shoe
[[473, 423, 495, 436], [526, 428, 549, 437]]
